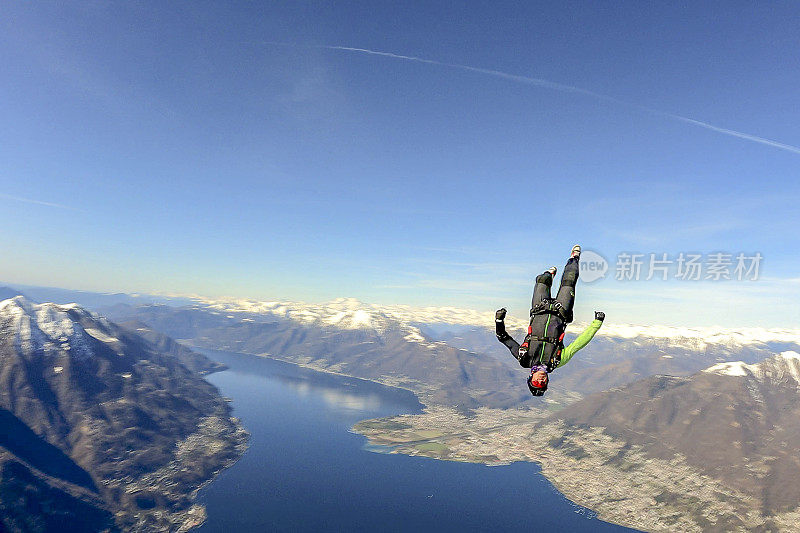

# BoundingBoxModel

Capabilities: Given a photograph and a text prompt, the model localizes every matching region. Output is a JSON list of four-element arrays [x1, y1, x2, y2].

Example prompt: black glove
[[594, 311, 605, 322], [495, 308, 507, 321]]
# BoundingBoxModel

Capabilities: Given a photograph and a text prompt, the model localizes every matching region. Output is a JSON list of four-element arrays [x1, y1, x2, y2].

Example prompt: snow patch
[[84, 328, 119, 344], [349, 310, 373, 328], [404, 329, 426, 343], [704, 361, 753, 377], [778, 351, 800, 383]]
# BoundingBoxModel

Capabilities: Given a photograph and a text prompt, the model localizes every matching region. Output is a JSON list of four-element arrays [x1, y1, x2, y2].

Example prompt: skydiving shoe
[[547, 266, 557, 277], [570, 244, 581, 260]]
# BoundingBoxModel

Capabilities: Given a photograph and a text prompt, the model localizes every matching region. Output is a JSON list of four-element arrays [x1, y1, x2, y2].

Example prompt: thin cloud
[[0, 193, 83, 212], [265, 43, 800, 156]]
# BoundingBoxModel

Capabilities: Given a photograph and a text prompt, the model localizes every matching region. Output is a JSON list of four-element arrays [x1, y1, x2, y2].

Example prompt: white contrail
[[270, 43, 800, 156], [661, 115, 800, 155], [322, 45, 619, 101], [0, 193, 82, 212]]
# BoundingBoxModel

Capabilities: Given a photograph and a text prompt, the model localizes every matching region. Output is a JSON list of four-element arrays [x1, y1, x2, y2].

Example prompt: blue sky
[[0, 2, 798, 327]]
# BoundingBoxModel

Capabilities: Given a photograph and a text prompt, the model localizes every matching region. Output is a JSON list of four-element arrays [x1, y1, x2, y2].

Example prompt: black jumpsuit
[[496, 256, 579, 368]]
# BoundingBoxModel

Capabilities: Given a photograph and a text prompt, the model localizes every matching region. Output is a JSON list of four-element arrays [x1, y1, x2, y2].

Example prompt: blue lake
[[197, 349, 637, 532]]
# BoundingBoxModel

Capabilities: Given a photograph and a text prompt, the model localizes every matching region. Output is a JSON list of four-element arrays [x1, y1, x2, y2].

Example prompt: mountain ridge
[[102, 297, 800, 408], [195, 295, 800, 346]]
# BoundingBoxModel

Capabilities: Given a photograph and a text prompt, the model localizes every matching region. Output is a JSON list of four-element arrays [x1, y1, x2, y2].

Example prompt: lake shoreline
[[243, 348, 781, 532], [194, 346, 636, 532]]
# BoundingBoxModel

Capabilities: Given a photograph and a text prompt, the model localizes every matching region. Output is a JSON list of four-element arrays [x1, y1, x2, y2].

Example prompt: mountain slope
[[0, 448, 116, 532], [118, 319, 227, 375], [534, 352, 800, 530], [0, 296, 247, 531]]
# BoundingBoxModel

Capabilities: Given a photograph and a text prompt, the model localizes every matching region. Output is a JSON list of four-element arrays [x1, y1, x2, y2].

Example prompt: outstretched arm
[[495, 308, 520, 357], [557, 312, 604, 368]]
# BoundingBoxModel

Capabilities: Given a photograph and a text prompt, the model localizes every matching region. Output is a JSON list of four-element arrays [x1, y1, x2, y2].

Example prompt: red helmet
[[527, 367, 549, 396]]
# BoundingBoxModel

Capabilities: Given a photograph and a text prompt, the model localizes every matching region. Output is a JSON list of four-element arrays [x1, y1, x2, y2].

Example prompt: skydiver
[[494, 245, 605, 396]]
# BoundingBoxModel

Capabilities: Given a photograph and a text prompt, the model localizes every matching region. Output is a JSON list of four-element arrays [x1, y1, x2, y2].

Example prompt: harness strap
[[531, 335, 561, 344], [530, 298, 569, 322]]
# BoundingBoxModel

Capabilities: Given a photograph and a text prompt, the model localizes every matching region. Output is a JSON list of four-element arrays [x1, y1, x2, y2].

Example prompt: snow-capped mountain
[[196, 296, 486, 350], [704, 350, 800, 384], [1, 295, 119, 361], [0, 296, 223, 375], [187, 296, 492, 355], [0, 296, 246, 531], [196, 295, 800, 350], [198, 296, 498, 331]]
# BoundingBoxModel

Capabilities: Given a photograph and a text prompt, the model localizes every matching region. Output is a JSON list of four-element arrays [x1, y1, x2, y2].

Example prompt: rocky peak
[[0, 296, 114, 360], [703, 351, 800, 386]]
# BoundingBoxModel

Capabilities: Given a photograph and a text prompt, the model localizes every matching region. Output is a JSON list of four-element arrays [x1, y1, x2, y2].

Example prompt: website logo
[[579, 250, 609, 283]]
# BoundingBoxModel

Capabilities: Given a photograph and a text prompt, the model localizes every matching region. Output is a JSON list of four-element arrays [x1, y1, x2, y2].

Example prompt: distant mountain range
[[0, 296, 247, 532], [0, 283, 199, 311], [0, 287, 26, 302], [100, 295, 800, 409]]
